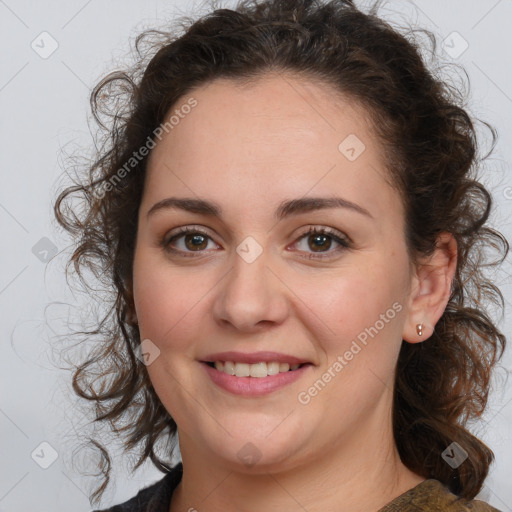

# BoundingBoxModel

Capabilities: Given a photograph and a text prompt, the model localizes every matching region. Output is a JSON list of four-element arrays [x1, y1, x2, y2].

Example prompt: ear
[[402, 232, 457, 343]]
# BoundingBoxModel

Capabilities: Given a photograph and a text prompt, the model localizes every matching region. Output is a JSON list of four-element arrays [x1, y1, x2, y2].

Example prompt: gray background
[[1, 0, 511, 510]]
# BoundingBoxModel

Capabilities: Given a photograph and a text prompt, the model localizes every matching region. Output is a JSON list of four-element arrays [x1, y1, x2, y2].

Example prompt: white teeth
[[223, 361, 236, 375], [211, 361, 303, 377], [267, 362, 280, 375], [235, 363, 250, 377], [250, 362, 267, 378]]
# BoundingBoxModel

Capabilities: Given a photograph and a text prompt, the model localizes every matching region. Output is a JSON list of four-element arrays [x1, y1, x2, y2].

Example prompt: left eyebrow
[[146, 195, 373, 221], [275, 196, 373, 221]]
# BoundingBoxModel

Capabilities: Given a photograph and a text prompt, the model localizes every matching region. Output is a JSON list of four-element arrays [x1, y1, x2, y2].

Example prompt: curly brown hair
[[53, 0, 508, 505]]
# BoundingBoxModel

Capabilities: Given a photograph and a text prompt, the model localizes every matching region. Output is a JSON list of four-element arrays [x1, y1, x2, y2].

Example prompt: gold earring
[[416, 323, 423, 337]]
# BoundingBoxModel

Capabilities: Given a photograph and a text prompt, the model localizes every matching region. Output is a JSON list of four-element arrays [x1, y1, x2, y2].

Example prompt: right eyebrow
[[147, 197, 222, 218]]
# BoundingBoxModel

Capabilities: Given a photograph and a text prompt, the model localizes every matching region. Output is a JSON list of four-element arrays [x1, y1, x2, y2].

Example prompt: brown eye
[[308, 232, 332, 252], [163, 227, 218, 256], [292, 227, 351, 259], [183, 233, 208, 251]]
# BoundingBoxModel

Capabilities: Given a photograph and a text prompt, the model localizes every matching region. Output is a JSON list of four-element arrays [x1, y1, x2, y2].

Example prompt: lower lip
[[201, 362, 312, 396]]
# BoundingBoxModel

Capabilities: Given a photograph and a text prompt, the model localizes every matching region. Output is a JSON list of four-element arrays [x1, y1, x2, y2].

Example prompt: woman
[[54, 0, 508, 510]]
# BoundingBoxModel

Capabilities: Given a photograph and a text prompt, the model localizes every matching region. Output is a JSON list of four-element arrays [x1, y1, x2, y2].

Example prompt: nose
[[212, 246, 289, 332]]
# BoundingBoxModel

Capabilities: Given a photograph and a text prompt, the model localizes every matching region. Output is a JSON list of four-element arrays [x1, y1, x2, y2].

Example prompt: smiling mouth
[[205, 361, 310, 378]]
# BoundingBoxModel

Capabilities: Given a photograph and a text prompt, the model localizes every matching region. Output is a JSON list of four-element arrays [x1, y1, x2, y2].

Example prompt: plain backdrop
[[1, 0, 511, 510]]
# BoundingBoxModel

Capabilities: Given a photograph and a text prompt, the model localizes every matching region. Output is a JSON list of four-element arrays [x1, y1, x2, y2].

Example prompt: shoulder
[[379, 479, 502, 512], [91, 462, 183, 512]]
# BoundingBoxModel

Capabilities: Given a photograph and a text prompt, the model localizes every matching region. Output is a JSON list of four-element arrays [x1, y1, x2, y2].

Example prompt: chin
[[224, 447, 300, 474], [198, 426, 309, 474]]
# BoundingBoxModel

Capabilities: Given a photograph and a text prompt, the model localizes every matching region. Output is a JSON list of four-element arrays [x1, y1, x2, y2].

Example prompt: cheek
[[320, 267, 394, 319], [297, 265, 407, 418], [299, 259, 407, 360], [133, 251, 227, 361]]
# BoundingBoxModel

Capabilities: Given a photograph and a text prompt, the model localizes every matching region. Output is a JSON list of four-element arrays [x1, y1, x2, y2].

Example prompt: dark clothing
[[92, 464, 183, 512], [92, 462, 502, 511]]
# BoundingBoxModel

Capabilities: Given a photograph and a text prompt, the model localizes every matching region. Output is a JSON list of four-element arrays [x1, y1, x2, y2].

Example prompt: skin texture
[[132, 72, 457, 512]]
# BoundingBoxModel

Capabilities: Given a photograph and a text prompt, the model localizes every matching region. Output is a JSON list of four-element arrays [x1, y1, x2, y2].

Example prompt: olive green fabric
[[378, 479, 501, 511]]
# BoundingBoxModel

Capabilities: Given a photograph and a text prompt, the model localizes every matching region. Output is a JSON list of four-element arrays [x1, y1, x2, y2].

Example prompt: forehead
[[143, 73, 403, 224]]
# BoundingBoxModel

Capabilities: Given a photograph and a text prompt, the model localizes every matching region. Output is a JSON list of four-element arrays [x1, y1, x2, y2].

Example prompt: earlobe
[[403, 232, 457, 343]]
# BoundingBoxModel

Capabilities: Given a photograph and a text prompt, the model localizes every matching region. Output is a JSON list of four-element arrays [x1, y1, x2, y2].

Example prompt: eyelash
[[161, 225, 351, 260]]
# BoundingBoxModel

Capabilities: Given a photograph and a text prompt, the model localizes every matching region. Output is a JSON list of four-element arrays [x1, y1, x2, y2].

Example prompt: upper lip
[[201, 351, 311, 365]]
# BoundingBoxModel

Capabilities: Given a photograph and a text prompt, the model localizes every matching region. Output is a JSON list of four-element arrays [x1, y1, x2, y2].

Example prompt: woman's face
[[133, 73, 417, 471]]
